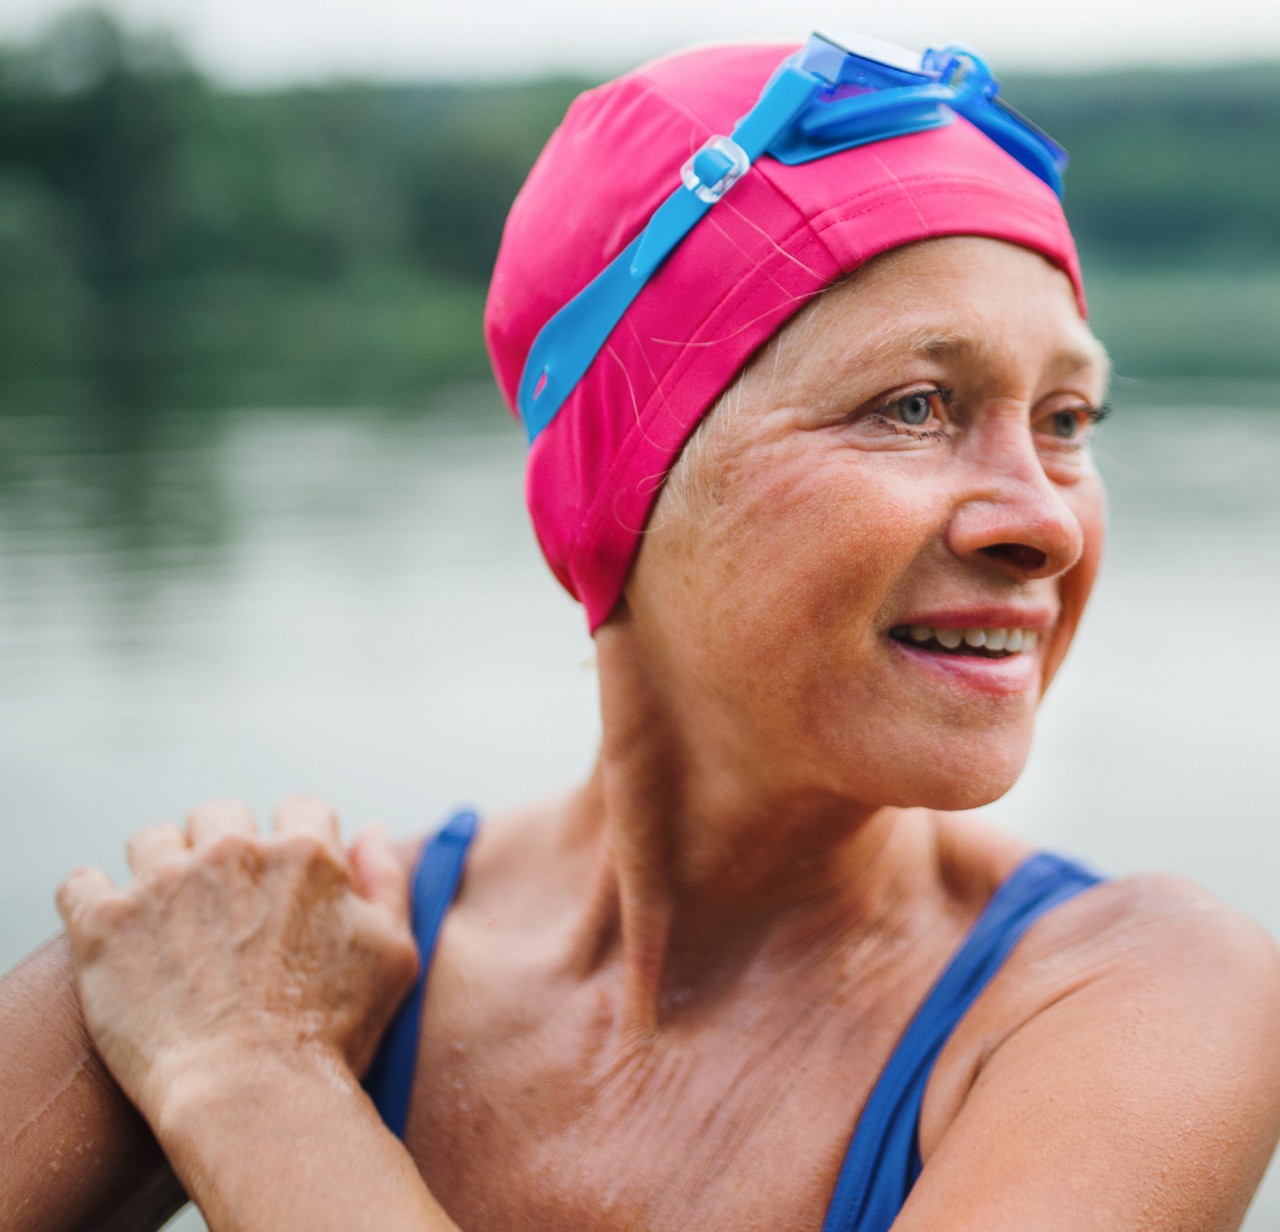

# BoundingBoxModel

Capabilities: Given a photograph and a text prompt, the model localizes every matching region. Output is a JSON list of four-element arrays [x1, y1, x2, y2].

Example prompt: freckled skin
[[383, 240, 1280, 1232], [624, 238, 1107, 816], [8, 238, 1280, 1232]]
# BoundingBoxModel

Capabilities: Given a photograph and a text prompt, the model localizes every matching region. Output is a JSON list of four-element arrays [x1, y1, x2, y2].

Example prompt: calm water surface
[[2, 387, 1278, 1228]]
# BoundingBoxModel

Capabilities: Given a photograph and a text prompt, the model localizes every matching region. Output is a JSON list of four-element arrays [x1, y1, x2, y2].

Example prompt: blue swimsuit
[[364, 811, 1102, 1232]]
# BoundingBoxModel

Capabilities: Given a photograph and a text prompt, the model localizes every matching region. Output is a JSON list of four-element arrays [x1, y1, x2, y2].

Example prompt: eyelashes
[[1038, 402, 1112, 449], [860, 387, 1112, 450], [866, 413, 949, 442], [864, 386, 953, 441]]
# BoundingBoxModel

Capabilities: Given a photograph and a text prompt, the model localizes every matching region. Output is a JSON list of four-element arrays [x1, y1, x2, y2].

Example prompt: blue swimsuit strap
[[363, 809, 480, 1139], [365, 827, 1101, 1232], [821, 851, 1104, 1232]]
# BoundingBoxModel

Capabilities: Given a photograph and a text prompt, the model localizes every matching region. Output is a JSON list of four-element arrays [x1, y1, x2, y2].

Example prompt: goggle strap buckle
[[516, 36, 1066, 443], [680, 136, 751, 205]]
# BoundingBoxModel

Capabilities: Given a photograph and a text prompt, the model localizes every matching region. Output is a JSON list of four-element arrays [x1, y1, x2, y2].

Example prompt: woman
[[8, 31, 1280, 1232]]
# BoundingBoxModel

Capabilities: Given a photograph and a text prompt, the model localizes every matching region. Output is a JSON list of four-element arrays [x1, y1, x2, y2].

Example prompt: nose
[[946, 420, 1085, 581]]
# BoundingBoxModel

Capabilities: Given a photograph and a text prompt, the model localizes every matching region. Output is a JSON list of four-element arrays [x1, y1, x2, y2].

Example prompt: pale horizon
[[2, 1, 1278, 86]]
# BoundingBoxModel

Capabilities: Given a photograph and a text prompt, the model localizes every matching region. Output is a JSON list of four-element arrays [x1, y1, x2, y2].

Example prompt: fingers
[[187, 799, 257, 846], [274, 793, 341, 850], [181, 797, 342, 852], [55, 866, 117, 930], [126, 822, 187, 876], [349, 823, 412, 926], [70, 797, 347, 929]]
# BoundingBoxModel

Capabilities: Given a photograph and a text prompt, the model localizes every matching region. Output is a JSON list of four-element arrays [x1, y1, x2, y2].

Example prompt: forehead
[[761, 236, 1108, 396]]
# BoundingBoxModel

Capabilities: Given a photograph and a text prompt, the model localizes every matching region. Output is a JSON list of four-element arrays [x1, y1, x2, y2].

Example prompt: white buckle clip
[[680, 135, 751, 204]]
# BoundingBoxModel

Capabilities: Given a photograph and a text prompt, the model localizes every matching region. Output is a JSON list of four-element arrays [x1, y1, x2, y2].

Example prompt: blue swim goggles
[[518, 30, 1069, 443]]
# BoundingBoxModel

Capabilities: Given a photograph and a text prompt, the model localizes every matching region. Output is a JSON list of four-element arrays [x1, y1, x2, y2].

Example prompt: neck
[[561, 621, 942, 1038]]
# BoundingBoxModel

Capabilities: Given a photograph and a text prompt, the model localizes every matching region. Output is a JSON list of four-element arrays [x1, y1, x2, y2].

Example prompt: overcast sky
[[2, 0, 1279, 85]]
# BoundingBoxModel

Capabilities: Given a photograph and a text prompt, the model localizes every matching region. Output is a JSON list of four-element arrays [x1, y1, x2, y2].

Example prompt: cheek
[[692, 450, 938, 668]]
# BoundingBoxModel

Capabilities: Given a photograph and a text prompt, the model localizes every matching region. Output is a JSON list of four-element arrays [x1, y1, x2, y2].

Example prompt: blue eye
[[1040, 403, 1110, 443], [881, 387, 952, 427], [899, 394, 934, 425], [1050, 410, 1080, 439]]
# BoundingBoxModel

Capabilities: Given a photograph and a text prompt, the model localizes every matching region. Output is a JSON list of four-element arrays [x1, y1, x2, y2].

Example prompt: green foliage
[[1, 10, 1278, 410], [0, 10, 584, 407], [1083, 262, 1280, 379], [1002, 66, 1280, 271]]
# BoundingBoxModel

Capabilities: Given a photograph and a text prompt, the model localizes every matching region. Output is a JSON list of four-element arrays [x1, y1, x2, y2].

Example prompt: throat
[[567, 802, 939, 1038]]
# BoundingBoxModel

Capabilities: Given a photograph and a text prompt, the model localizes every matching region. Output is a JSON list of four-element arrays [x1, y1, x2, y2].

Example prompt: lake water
[[2, 385, 1278, 1228]]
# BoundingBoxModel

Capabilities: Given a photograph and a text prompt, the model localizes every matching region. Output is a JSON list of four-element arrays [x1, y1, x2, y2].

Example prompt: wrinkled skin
[[56, 796, 419, 1126], [10, 237, 1280, 1232], [45, 795, 438, 1232], [622, 237, 1108, 828]]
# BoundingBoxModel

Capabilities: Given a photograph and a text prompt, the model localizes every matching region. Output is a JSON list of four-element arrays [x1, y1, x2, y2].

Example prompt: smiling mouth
[[889, 625, 1039, 659]]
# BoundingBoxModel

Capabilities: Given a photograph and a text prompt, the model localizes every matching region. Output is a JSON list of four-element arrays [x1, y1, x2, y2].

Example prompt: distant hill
[[2, 9, 1277, 410]]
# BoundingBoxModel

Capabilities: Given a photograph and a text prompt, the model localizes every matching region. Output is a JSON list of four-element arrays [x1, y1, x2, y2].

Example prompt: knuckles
[[60, 797, 419, 1082], [200, 830, 265, 873], [274, 830, 340, 869], [271, 832, 351, 899], [60, 828, 356, 948], [182, 829, 347, 884]]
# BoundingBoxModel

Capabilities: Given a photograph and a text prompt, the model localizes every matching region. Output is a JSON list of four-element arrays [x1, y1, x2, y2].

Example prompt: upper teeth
[[898, 625, 1038, 653]]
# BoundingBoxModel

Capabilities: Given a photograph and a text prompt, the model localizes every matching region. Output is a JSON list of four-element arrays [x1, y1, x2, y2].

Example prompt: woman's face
[[625, 236, 1109, 812]]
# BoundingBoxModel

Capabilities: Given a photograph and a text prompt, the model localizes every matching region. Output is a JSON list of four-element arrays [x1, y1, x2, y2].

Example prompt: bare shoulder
[[953, 869, 1280, 1088], [390, 796, 550, 870], [1021, 870, 1280, 1009], [1076, 872, 1280, 1077], [913, 870, 1280, 1231], [390, 793, 582, 921]]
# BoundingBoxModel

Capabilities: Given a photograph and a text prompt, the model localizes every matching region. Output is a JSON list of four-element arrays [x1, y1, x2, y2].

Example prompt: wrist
[[151, 1039, 358, 1153], [144, 1042, 433, 1232]]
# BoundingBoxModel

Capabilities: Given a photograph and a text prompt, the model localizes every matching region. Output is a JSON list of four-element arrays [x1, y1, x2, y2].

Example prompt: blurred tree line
[[1, 8, 1278, 412]]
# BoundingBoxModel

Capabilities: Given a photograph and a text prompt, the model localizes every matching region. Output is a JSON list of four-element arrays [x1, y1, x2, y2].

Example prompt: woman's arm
[[145, 1040, 459, 1232], [55, 795, 457, 1232], [0, 937, 186, 1232]]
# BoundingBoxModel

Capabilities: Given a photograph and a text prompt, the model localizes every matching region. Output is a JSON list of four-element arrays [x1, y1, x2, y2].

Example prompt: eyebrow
[[845, 323, 1112, 391]]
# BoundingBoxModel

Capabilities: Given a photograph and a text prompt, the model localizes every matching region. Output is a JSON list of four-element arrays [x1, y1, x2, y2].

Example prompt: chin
[[906, 771, 1022, 813], [862, 739, 1032, 813]]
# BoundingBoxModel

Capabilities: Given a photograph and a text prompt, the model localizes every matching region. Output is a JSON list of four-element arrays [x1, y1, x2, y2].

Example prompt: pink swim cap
[[484, 42, 1085, 631]]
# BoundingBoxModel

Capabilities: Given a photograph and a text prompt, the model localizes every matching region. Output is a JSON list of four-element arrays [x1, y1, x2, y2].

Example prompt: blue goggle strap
[[773, 43, 1067, 196], [922, 45, 1067, 196], [517, 60, 822, 443], [516, 37, 1066, 444]]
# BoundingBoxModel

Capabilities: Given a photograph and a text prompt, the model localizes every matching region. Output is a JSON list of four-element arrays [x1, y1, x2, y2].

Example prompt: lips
[[889, 624, 1039, 658]]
